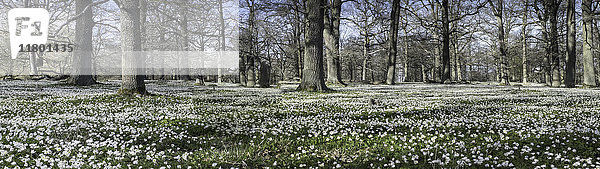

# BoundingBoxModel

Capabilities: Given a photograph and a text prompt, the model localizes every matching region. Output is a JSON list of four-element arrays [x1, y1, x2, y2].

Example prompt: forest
[[239, 0, 600, 90], [0, 0, 599, 168]]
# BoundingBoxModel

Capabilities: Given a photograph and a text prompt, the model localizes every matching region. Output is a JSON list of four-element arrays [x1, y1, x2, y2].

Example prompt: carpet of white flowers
[[0, 80, 599, 168]]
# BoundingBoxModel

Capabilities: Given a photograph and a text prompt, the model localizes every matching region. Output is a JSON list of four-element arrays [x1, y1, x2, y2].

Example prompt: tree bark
[[441, 0, 451, 83], [69, 0, 96, 86], [239, 54, 247, 85], [421, 64, 427, 82], [259, 50, 270, 88], [218, 0, 225, 83], [403, 27, 410, 82], [386, 0, 400, 85], [246, 0, 256, 87], [430, 2, 441, 83], [565, 0, 576, 88], [119, 0, 147, 95], [298, 0, 329, 91], [582, 0, 596, 87], [493, 0, 510, 85], [362, 36, 369, 83], [521, 0, 528, 84], [179, 0, 191, 81], [324, 0, 344, 84], [546, 0, 561, 87]]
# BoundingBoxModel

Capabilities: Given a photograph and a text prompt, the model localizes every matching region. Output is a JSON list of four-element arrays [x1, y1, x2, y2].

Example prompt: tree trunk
[[441, 0, 451, 83], [239, 54, 247, 85], [69, 0, 96, 85], [140, 0, 148, 79], [403, 28, 410, 82], [298, 0, 328, 91], [565, 0, 576, 88], [179, 0, 191, 81], [546, 0, 561, 87], [324, 0, 344, 84], [295, 24, 303, 80], [421, 64, 427, 82], [218, 0, 226, 83], [494, 0, 510, 85], [582, 0, 596, 87], [259, 59, 270, 88], [521, 0, 528, 84], [430, 2, 441, 83], [362, 36, 369, 82], [386, 0, 400, 85], [246, 0, 256, 87], [259, 43, 271, 88], [119, 0, 147, 95]]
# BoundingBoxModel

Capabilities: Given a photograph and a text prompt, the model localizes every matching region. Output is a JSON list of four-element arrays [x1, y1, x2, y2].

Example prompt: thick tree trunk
[[441, 0, 451, 83], [565, 0, 576, 88], [69, 0, 96, 86], [430, 3, 441, 83], [218, 0, 225, 83], [546, 0, 561, 87], [451, 36, 460, 81], [259, 59, 270, 88], [259, 43, 271, 88], [239, 54, 247, 85], [494, 0, 510, 85], [521, 0, 528, 84], [246, 0, 256, 87], [386, 0, 400, 85], [119, 0, 147, 95], [298, 0, 328, 91], [582, 0, 596, 87], [324, 0, 344, 84], [179, 0, 191, 81]]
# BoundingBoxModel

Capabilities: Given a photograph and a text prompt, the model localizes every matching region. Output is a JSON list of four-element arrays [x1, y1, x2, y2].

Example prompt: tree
[[521, 0, 529, 84], [582, 0, 596, 87], [490, 0, 510, 85], [386, 0, 400, 85], [533, 0, 552, 86], [245, 0, 257, 87], [324, 0, 344, 85], [69, 0, 97, 86], [118, 0, 148, 95], [178, 0, 191, 81], [218, 0, 226, 83], [565, 0, 575, 88], [545, 0, 561, 87], [441, 0, 451, 83], [298, 0, 328, 91]]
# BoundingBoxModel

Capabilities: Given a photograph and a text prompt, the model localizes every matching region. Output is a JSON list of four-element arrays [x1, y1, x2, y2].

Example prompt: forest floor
[[0, 80, 599, 168]]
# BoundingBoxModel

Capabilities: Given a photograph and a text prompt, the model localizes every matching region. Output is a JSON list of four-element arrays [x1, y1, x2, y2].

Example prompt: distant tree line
[[239, 0, 600, 91]]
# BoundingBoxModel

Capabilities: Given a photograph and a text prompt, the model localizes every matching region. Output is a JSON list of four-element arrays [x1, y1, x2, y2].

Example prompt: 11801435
[[18, 43, 74, 53]]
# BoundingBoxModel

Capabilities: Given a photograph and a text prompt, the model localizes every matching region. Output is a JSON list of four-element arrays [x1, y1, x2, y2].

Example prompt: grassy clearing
[[0, 81, 598, 168]]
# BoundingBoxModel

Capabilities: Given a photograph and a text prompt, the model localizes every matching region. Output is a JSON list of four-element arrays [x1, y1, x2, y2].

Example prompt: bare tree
[[490, 0, 510, 85], [324, 0, 344, 85], [521, 0, 529, 84], [386, 0, 400, 85], [582, 0, 596, 87], [298, 0, 328, 91], [565, 0, 575, 88], [545, 0, 561, 87], [69, 0, 96, 85], [118, 0, 148, 95], [245, 0, 257, 87]]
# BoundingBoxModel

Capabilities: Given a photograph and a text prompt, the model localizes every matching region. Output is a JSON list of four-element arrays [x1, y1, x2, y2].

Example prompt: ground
[[0, 80, 599, 168]]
